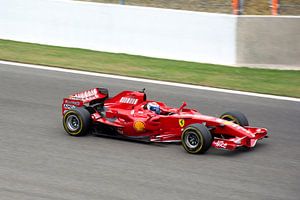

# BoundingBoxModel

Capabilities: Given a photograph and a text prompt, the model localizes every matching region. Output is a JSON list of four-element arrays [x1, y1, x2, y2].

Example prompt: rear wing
[[62, 88, 108, 115]]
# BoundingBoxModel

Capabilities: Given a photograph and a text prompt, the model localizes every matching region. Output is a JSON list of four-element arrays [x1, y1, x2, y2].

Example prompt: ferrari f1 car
[[62, 88, 268, 154]]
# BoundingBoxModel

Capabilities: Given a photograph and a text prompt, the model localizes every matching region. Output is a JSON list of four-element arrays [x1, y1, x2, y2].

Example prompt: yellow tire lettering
[[221, 115, 239, 125]]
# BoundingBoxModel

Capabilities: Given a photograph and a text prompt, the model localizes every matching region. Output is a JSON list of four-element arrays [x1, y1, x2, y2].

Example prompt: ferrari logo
[[179, 119, 185, 127]]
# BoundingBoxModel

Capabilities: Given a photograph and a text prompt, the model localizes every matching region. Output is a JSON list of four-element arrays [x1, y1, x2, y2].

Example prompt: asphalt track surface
[[1, 63, 299, 200]]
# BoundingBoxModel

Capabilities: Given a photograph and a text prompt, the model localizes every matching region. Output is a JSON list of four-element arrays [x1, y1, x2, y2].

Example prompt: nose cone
[[230, 122, 255, 138], [219, 119, 256, 138]]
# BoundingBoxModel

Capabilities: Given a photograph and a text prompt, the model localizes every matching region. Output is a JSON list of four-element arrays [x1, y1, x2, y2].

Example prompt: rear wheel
[[181, 124, 213, 154], [220, 111, 249, 127], [63, 107, 91, 136]]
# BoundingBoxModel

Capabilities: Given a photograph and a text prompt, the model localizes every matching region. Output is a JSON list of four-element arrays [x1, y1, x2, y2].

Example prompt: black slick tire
[[220, 111, 249, 127], [181, 123, 213, 154], [63, 107, 91, 136]]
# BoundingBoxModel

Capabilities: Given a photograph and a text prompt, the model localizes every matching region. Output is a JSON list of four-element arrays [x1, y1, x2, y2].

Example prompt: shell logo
[[133, 121, 145, 132]]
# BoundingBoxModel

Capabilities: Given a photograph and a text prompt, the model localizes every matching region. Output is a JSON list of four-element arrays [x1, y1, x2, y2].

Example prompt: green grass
[[0, 39, 299, 98]]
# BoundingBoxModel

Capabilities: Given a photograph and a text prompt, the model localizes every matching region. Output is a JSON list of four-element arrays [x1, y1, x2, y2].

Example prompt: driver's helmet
[[147, 102, 160, 114]]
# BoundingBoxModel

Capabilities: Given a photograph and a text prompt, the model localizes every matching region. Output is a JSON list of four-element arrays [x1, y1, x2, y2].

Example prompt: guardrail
[[80, 0, 300, 15], [0, 0, 299, 68]]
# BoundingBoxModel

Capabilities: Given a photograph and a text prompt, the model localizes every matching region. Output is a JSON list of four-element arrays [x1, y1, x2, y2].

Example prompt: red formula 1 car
[[62, 88, 268, 154]]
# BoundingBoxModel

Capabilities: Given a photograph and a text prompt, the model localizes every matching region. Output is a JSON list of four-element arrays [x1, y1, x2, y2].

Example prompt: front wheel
[[181, 124, 213, 154], [63, 107, 91, 136], [220, 111, 249, 127]]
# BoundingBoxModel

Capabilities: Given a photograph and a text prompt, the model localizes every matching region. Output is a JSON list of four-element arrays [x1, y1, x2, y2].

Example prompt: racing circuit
[[0, 63, 299, 200]]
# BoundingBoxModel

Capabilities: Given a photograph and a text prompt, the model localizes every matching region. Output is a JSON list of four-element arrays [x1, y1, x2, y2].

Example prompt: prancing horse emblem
[[179, 119, 185, 127]]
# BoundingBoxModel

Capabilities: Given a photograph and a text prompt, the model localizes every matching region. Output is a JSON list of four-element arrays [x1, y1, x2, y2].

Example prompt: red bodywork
[[62, 88, 268, 150]]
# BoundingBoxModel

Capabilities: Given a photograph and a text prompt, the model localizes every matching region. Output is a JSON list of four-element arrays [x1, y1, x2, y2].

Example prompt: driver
[[146, 102, 160, 114]]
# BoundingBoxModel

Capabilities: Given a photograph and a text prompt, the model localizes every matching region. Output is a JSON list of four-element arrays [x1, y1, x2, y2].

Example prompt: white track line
[[1, 60, 299, 102]]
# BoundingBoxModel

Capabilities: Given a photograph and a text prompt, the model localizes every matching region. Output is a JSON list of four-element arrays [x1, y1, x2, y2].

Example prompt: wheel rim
[[66, 114, 80, 131], [185, 131, 200, 149]]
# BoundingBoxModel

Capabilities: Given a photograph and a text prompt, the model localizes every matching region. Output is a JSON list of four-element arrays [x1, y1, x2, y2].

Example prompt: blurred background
[[79, 0, 300, 15]]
